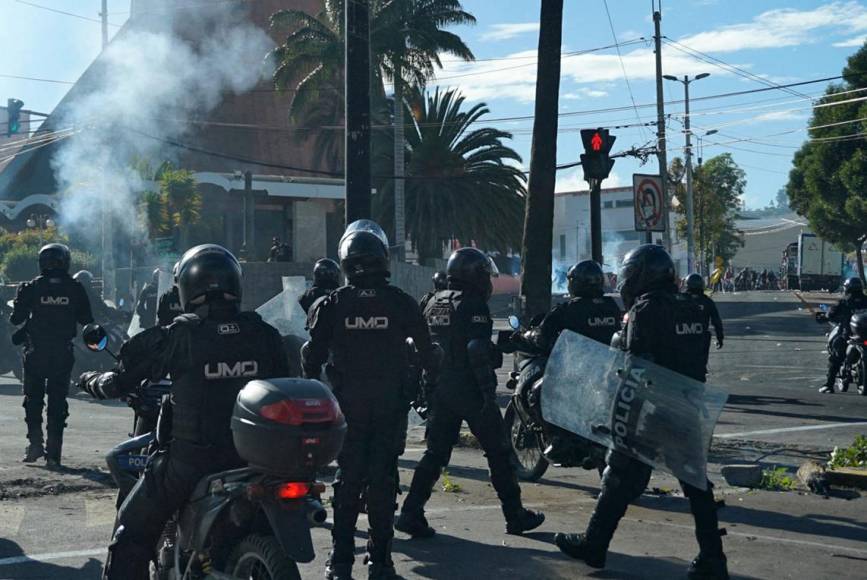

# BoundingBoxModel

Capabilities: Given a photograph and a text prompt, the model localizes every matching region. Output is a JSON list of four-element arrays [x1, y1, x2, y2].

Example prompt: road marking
[[716, 422, 867, 439], [0, 548, 104, 567]]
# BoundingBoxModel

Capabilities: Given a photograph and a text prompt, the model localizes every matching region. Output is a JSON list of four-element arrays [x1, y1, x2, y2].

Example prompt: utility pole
[[101, 0, 109, 49], [345, 0, 372, 224], [664, 73, 710, 273], [653, 4, 669, 249], [589, 178, 602, 263], [393, 73, 406, 260]]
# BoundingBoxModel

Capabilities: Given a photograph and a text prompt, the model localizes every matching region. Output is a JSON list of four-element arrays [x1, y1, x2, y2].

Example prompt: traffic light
[[580, 128, 616, 181], [6, 98, 24, 137]]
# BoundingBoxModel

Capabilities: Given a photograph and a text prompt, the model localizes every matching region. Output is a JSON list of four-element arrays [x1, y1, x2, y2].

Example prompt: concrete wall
[[293, 200, 329, 262]]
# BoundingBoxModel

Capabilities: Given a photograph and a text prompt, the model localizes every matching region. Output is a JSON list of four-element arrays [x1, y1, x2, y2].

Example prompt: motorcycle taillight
[[259, 398, 343, 426], [274, 481, 326, 500]]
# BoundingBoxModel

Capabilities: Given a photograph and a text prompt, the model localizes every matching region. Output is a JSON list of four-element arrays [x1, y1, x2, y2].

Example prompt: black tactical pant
[[331, 391, 407, 566], [104, 442, 241, 580], [586, 451, 724, 557], [402, 381, 522, 519], [826, 328, 847, 388], [22, 343, 73, 459]]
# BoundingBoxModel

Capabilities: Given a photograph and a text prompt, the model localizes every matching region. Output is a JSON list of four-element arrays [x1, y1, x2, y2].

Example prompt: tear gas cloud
[[53, 3, 273, 243]]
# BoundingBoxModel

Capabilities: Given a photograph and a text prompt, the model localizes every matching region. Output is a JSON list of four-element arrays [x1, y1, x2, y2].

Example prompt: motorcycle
[[816, 306, 867, 395], [497, 315, 606, 482], [81, 324, 347, 580]]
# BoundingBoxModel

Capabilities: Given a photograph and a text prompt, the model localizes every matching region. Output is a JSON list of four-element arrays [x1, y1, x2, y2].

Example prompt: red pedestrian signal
[[580, 128, 616, 181], [591, 132, 603, 152]]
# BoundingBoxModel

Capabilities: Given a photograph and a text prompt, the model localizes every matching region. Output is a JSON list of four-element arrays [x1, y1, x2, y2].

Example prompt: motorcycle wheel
[[504, 403, 549, 482], [227, 534, 301, 580]]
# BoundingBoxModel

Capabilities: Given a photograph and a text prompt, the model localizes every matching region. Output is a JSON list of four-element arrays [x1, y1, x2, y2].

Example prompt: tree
[[372, 88, 526, 264], [520, 0, 563, 318], [136, 164, 201, 249], [270, 0, 475, 173], [775, 187, 790, 211], [672, 153, 745, 272], [788, 43, 867, 280]]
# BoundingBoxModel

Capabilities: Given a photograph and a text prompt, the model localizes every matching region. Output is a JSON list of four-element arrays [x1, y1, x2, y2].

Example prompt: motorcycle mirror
[[508, 315, 520, 330], [82, 323, 108, 352]]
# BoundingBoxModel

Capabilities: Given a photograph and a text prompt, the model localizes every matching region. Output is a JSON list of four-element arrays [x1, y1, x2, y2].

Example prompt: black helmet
[[685, 273, 705, 294], [432, 270, 448, 291], [567, 260, 604, 298], [340, 219, 389, 250], [618, 244, 676, 309], [38, 243, 71, 274], [339, 231, 389, 280], [73, 270, 94, 286], [843, 277, 863, 296], [313, 258, 341, 289], [176, 244, 242, 310], [446, 248, 498, 300], [171, 261, 180, 284]]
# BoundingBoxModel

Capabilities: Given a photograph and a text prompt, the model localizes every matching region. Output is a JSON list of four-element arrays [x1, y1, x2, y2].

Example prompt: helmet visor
[[341, 220, 389, 250]]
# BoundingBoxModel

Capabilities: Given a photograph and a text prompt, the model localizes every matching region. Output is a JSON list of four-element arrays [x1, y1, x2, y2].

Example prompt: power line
[[0, 73, 75, 85], [14, 0, 122, 27], [602, 0, 648, 141]]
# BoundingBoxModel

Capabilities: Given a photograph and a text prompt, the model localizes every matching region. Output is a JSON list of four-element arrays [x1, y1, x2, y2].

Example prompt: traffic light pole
[[589, 178, 602, 264], [345, 0, 372, 224]]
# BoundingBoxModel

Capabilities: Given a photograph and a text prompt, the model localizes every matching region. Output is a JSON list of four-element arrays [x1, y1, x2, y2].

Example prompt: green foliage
[[671, 153, 745, 266], [759, 466, 797, 491], [137, 166, 201, 243], [269, 0, 476, 168], [373, 87, 526, 264], [440, 469, 462, 493], [828, 435, 867, 469], [0, 228, 97, 282], [788, 44, 867, 279]]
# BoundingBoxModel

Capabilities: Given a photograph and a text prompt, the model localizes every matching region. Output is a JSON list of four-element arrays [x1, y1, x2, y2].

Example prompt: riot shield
[[127, 312, 143, 337], [540, 330, 728, 490], [255, 276, 310, 340]]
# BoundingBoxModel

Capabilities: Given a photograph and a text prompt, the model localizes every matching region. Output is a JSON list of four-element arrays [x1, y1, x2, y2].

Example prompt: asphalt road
[[0, 291, 864, 579]]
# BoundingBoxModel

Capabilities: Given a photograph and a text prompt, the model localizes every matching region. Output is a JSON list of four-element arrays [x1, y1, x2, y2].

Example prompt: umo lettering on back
[[40, 296, 70, 306], [204, 361, 259, 379], [588, 316, 617, 327], [612, 367, 645, 450], [345, 316, 390, 330], [675, 322, 705, 335]]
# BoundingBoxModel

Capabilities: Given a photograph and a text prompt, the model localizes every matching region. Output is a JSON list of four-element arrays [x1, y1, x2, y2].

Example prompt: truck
[[782, 233, 844, 291]]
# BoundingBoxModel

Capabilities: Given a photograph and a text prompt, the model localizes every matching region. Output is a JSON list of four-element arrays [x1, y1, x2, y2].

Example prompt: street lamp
[[26, 213, 56, 246], [664, 73, 711, 275]]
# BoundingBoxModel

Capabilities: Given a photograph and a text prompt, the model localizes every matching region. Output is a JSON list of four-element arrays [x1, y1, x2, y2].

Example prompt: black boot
[[504, 507, 545, 535], [325, 560, 354, 580], [687, 553, 729, 580], [395, 510, 435, 538], [367, 562, 399, 580], [22, 443, 44, 463], [46, 430, 63, 469], [554, 533, 607, 569]]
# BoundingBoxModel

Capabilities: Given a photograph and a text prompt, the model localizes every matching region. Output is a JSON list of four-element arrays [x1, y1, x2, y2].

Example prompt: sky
[[2, 0, 867, 208]]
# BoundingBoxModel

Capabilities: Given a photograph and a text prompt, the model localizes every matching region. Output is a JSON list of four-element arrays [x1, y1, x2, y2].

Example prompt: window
[[603, 201, 614, 209], [615, 199, 635, 208]]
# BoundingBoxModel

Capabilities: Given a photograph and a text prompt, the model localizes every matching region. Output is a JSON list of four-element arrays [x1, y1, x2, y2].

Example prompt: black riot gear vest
[[536, 296, 621, 351], [25, 275, 88, 343], [423, 289, 493, 378], [317, 283, 412, 387], [627, 290, 708, 382], [168, 311, 286, 450]]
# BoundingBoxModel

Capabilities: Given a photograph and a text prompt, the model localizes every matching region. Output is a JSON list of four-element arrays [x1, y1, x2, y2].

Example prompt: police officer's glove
[[716, 337, 724, 350]]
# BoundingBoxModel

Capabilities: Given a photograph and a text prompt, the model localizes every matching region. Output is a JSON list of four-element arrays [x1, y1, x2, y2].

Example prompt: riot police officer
[[79, 245, 288, 580], [299, 258, 341, 314], [554, 245, 729, 580], [684, 273, 725, 382], [530, 260, 621, 351], [73, 270, 113, 322], [302, 220, 440, 580], [156, 261, 183, 326], [134, 268, 160, 328], [420, 270, 448, 312], [820, 276, 867, 393], [396, 248, 544, 540], [10, 244, 94, 466]]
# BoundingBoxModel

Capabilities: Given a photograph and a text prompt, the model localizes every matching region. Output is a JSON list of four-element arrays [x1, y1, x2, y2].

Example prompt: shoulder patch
[[358, 289, 377, 298], [217, 322, 241, 335], [471, 314, 490, 324]]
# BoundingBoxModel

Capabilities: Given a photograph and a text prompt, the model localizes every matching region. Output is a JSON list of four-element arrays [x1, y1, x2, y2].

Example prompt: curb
[[827, 467, 867, 490]]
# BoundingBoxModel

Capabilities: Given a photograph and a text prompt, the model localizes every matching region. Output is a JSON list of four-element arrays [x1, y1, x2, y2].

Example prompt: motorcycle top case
[[232, 378, 346, 478], [540, 330, 728, 490]]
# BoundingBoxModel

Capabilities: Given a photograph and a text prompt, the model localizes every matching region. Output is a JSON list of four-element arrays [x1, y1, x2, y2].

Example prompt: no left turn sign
[[633, 174, 665, 232]]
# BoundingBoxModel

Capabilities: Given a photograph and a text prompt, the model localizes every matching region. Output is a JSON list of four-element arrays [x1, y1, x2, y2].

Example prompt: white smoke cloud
[[53, 5, 273, 241]]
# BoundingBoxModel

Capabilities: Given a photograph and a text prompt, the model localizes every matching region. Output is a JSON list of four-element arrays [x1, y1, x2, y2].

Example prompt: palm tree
[[269, 1, 476, 186], [374, 87, 526, 265]]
